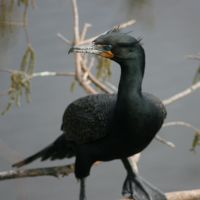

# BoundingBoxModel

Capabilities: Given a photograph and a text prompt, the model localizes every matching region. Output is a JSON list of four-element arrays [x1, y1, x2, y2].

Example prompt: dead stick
[[163, 81, 200, 105]]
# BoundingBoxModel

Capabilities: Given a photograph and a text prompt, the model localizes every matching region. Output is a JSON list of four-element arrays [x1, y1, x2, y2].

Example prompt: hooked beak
[[68, 44, 114, 59]]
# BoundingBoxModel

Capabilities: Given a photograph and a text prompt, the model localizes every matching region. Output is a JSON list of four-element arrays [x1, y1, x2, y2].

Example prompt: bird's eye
[[104, 44, 112, 51]]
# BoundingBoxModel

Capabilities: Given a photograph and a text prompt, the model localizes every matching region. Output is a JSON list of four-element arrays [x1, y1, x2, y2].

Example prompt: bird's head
[[69, 27, 143, 64]]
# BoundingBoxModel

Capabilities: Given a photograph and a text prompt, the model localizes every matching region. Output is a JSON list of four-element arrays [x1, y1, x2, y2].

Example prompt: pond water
[[0, 0, 200, 200]]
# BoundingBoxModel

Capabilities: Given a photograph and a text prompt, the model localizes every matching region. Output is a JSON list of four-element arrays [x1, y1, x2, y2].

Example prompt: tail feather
[[12, 134, 75, 168]]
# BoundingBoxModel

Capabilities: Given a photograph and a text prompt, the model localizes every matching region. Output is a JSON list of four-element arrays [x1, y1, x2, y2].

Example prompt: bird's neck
[[117, 55, 145, 102]]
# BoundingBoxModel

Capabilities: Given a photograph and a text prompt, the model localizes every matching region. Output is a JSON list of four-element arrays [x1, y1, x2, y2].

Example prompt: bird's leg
[[121, 158, 151, 200], [121, 158, 167, 200], [79, 178, 87, 200], [122, 172, 151, 200], [75, 146, 95, 200]]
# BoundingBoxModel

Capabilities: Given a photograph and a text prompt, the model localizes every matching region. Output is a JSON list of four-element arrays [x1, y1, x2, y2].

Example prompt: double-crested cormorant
[[13, 28, 167, 200]]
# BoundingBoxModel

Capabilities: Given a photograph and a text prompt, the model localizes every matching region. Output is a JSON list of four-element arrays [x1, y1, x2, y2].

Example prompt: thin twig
[[187, 53, 200, 61], [57, 33, 71, 45], [163, 121, 200, 135], [82, 62, 93, 81], [56, 19, 136, 95], [57, 32, 112, 93], [80, 23, 92, 41], [72, 0, 80, 43], [118, 19, 136, 29], [71, 0, 83, 83], [155, 135, 176, 148], [1, 1, 200, 198], [163, 81, 200, 105], [32, 71, 75, 78], [78, 19, 136, 45], [105, 81, 118, 92], [81, 61, 113, 94]]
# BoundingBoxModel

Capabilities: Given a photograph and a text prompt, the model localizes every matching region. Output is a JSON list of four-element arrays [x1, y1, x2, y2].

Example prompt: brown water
[[0, 0, 200, 200]]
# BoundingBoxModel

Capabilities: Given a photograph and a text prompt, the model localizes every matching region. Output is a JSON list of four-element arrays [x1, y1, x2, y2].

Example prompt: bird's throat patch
[[100, 51, 114, 58]]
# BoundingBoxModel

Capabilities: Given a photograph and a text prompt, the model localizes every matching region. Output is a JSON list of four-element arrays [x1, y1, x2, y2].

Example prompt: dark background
[[0, 0, 200, 199]]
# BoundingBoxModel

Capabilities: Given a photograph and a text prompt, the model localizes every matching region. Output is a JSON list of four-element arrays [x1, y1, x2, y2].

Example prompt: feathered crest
[[109, 25, 121, 33], [98, 25, 143, 46], [136, 36, 143, 45], [101, 25, 121, 36]]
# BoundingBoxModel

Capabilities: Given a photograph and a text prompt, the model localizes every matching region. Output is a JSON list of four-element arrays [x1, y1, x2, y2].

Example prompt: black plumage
[[13, 28, 167, 200], [61, 94, 116, 144]]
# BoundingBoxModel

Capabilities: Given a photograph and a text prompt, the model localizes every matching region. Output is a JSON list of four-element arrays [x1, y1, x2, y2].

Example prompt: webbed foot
[[122, 174, 166, 200], [122, 174, 152, 200]]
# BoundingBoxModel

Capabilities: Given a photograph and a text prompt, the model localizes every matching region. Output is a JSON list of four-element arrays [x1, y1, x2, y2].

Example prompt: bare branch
[[0, 166, 200, 200], [0, 68, 75, 79], [187, 53, 200, 61], [118, 19, 137, 29], [32, 71, 75, 78], [56, 18, 136, 95], [72, 0, 80, 43], [1, 1, 200, 199], [80, 23, 92, 41], [163, 121, 200, 135], [0, 164, 74, 181], [57, 33, 71, 45], [163, 81, 200, 105], [155, 135, 176, 148], [81, 61, 113, 94], [79, 19, 136, 45], [105, 81, 118, 92], [166, 189, 200, 200]]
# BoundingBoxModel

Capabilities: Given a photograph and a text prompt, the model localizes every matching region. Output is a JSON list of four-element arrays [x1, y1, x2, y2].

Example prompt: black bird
[[13, 28, 167, 200]]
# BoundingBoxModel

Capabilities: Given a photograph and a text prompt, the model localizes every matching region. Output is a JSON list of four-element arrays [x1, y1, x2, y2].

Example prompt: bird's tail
[[12, 134, 75, 168]]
